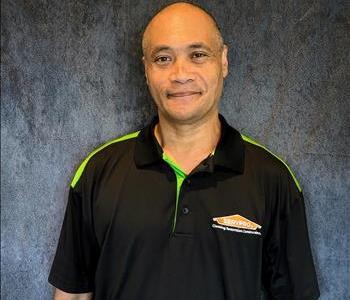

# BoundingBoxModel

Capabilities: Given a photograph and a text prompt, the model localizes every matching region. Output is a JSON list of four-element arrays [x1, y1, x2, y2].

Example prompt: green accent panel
[[162, 152, 187, 233], [241, 134, 302, 192], [70, 131, 140, 188]]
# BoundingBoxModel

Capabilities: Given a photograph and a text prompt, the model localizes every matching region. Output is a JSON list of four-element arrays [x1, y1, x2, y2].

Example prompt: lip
[[167, 91, 201, 98]]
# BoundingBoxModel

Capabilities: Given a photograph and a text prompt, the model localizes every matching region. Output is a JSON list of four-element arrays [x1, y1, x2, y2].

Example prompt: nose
[[169, 58, 194, 84]]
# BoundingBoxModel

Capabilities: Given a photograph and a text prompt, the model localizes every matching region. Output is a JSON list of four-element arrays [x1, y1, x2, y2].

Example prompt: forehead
[[144, 6, 219, 51]]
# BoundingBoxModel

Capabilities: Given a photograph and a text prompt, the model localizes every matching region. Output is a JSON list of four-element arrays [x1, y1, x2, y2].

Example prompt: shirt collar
[[134, 114, 245, 174]]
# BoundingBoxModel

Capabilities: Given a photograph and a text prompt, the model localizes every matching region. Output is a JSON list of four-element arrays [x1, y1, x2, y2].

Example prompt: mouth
[[167, 91, 201, 98]]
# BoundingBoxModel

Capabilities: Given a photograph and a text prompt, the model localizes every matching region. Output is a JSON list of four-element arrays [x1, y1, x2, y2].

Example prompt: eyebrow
[[150, 43, 213, 57], [150, 45, 171, 57], [188, 43, 212, 52]]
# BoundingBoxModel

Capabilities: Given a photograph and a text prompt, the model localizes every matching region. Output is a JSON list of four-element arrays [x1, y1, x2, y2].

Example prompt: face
[[143, 5, 228, 125]]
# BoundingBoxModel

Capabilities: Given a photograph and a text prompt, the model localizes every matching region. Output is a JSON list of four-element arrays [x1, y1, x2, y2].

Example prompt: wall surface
[[1, 0, 349, 299]]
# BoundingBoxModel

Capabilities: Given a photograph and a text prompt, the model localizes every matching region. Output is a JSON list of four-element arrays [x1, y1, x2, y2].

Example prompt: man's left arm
[[262, 171, 320, 300]]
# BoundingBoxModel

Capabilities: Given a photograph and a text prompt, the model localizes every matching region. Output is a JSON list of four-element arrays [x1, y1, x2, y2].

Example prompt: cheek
[[199, 68, 222, 93], [147, 71, 168, 94]]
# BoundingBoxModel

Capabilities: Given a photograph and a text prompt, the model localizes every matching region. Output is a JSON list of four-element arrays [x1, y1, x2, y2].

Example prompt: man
[[49, 2, 320, 299]]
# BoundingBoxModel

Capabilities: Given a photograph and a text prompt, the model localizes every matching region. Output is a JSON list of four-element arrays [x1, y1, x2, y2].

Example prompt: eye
[[191, 52, 208, 59], [154, 56, 172, 64]]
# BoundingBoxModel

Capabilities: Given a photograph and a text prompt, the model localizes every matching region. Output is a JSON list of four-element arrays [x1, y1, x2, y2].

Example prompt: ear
[[142, 56, 149, 85], [221, 45, 229, 78]]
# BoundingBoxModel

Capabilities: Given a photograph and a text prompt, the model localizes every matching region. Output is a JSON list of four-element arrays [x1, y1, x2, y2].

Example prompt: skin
[[53, 3, 228, 298], [143, 2, 228, 173], [53, 289, 92, 300]]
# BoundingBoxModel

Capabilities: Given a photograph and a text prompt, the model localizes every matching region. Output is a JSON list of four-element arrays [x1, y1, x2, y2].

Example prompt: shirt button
[[186, 179, 191, 185], [182, 206, 190, 215]]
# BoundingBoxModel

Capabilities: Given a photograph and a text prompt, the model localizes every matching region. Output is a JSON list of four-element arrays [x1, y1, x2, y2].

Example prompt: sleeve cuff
[[48, 272, 94, 294]]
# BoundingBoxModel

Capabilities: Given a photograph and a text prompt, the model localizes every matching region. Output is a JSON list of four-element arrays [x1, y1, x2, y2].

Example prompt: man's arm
[[49, 187, 98, 298], [262, 169, 320, 299], [53, 288, 93, 300]]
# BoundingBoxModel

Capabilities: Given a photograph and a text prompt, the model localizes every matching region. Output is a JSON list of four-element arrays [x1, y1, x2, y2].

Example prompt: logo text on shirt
[[212, 214, 262, 235]]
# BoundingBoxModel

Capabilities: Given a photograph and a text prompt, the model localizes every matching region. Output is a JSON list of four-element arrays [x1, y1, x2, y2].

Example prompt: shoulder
[[241, 133, 302, 193], [70, 130, 140, 188]]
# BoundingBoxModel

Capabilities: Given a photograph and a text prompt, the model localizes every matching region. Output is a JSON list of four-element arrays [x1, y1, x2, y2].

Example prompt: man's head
[[142, 2, 228, 125]]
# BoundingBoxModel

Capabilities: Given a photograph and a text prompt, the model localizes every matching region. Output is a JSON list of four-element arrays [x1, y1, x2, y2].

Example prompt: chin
[[164, 109, 205, 124]]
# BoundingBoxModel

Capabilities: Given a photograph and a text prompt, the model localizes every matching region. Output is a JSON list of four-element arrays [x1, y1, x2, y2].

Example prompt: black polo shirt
[[49, 114, 320, 300]]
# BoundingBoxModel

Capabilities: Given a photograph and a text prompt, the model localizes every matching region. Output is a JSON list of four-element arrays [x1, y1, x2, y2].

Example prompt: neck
[[154, 112, 221, 166]]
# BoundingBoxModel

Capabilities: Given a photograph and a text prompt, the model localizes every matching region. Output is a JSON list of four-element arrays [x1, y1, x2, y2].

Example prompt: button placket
[[172, 178, 194, 235]]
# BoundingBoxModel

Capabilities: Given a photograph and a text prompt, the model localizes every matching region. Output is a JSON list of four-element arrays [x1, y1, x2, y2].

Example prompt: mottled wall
[[1, 0, 349, 299]]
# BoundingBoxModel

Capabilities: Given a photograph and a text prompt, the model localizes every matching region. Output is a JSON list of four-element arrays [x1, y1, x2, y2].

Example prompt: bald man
[[49, 2, 320, 300]]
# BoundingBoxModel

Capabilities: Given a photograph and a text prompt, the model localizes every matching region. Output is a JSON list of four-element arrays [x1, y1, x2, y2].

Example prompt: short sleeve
[[48, 186, 99, 293], [262, 176, 320, 299]]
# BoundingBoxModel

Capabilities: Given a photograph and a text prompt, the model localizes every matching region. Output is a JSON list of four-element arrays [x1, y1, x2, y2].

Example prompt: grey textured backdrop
[[1, 0, 349, 299]]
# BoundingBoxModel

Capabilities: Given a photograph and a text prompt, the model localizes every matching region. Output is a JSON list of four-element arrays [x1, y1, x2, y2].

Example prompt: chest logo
[[212, 214, 262, 235]]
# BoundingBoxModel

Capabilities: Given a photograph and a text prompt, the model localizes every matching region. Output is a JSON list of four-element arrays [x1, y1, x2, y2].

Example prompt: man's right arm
[[49, 186, 99, 297], [53, 288, 93, 300]]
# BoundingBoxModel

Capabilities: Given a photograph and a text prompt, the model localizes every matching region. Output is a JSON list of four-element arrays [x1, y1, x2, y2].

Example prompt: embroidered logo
[[212, 214, 262, 235]]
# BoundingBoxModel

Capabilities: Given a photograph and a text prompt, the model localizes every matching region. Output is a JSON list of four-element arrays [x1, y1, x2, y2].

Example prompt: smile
[[167, 91, 201, 98]]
